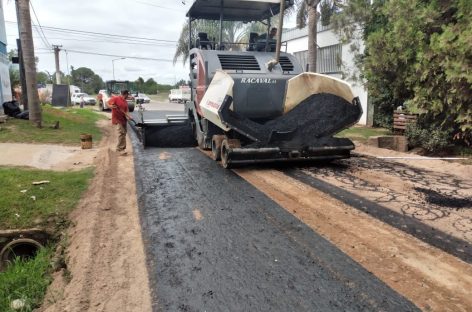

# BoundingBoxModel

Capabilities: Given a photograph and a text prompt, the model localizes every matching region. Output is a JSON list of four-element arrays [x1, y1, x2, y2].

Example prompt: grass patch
[[149, 93, 169, 102], [337, 126, 391, 143], [0, 247, 53, 312], [0, 105, 104, 145], [0, 167, 94, 229]]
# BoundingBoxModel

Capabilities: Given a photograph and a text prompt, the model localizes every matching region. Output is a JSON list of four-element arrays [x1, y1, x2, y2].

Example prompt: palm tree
[[17, 0, 41, 127], [296, 0, 340, 72], [296, 0, 321, 73]]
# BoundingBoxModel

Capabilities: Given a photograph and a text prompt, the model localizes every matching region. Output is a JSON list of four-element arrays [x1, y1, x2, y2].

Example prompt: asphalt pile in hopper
[[246, 93, 361, 147]]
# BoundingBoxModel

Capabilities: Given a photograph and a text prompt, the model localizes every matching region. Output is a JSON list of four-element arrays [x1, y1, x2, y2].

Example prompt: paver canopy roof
[[186, 0, 291, 22]]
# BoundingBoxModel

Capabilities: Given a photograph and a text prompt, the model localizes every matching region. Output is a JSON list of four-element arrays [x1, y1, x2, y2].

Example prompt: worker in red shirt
[[108, 90, 133, 155]]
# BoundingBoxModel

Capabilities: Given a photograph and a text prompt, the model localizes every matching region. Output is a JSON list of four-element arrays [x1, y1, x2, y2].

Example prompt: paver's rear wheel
[[211, 135, 225, 161], [221, 139, 240, 169]]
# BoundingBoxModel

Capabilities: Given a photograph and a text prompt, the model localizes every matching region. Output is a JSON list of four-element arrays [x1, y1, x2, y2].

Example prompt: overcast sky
[[3, 0, 297, 85], [3, 0, 195, 85]]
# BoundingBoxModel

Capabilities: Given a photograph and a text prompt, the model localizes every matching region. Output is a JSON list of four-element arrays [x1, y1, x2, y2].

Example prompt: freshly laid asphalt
[[130, 130, 419, 312]]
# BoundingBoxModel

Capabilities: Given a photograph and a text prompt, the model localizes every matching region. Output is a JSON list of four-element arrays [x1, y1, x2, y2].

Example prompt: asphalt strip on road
[[129, 128, 418, 312]]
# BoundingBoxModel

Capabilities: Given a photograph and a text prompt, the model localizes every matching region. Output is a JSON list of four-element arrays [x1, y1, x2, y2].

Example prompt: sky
[[3, 0, 297, 86], [3, 0, 194, 85]]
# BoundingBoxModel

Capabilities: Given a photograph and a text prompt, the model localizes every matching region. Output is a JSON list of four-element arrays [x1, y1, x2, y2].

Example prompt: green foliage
[[373, 111, 393, 131], [360, 0, 471, 144], [320, 1, 334, 26], [143, 78, 158, 94], [9, 67, 20, 89], [405, 123, 452, 153], [70, 66, 104, 94], [410, 0, 472, 134], [36, 71, 54, 85], [175, 79, 187, 87], [0, 166, 94, 229], [130, 77, 174, 94], [0, 247, 53, 312]]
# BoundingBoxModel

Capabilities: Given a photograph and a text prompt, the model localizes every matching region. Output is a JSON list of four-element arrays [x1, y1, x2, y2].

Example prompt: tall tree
[[135, 77, 145, 92], [70, 67, 104, 94], [296, 0, 322, 72], [16, 0, 41, 127], [144, 78, 158, 94], [334, 0, 471, 143], [36, 71, 54, 85]]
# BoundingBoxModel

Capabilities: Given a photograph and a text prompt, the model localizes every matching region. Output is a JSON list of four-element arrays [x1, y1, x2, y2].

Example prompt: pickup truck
[[168, 88, 191, 103]]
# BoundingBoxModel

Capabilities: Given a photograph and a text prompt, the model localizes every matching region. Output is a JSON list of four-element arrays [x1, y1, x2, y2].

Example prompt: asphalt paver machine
[[141, 0, 362, 168]]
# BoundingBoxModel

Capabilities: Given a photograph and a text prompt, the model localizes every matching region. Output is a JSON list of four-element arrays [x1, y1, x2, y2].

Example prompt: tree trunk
[[307, 5, 318, 72], [16, 0, 41, 127]]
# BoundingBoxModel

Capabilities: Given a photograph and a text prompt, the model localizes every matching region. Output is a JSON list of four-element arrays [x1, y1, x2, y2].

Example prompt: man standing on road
[[108, 90, 133, 156]]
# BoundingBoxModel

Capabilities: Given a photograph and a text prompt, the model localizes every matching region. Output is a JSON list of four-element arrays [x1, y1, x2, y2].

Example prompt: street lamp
[[112, 57, 125, 80]]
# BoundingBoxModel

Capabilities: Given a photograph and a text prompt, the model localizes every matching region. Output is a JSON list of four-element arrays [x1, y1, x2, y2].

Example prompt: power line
[[64, 49, 176, 62], [29, 0, 51, 48], [133, 0, 187, 11], [7, 33, 176, 47], [29, 35, 173, 47], [5, 20, 177, 43]]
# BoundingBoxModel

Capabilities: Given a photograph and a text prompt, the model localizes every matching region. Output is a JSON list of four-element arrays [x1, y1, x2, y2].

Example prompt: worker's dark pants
[[116, 123, 127, 151]]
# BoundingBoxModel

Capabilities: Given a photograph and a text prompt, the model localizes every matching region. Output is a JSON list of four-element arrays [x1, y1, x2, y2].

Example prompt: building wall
[[282, 23, 368, 125], [0, 1, 12, 105]]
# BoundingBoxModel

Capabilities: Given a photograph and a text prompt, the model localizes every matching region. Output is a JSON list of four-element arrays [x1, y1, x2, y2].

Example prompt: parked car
[[71, 93, 96, 105], [135, 93, 151, 103]]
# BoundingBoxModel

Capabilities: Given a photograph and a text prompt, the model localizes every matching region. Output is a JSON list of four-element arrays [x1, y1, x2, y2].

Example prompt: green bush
[[405, 124, 426, 148], [406, 124, 451, 153], [373, 111, 393, 131]]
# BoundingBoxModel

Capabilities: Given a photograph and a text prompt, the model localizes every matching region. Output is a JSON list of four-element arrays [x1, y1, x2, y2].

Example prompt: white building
[[282, 22, 369, 125], [0, 1, 12, 105]]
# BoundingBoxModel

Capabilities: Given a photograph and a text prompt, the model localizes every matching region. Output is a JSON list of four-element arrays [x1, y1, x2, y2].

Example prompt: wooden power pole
[[16, 0, 41, 127]]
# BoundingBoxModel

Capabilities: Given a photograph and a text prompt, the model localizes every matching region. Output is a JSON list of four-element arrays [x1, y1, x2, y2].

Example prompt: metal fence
[[293, 44, 342, 74]]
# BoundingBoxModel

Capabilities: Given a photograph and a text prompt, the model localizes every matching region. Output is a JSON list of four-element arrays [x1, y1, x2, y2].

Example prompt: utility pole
[[53, 45, 62, 84], [16, 0, 41, 127]]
